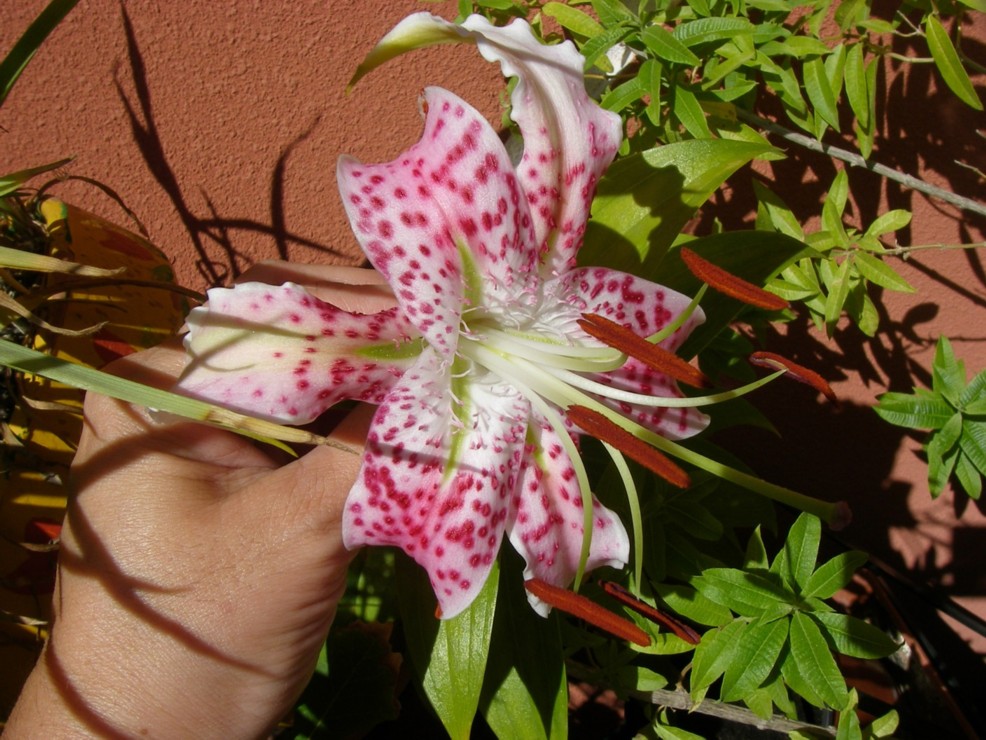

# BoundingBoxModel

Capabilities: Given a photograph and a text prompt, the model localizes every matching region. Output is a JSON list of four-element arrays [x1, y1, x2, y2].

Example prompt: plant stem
[[737, 110, 986, 219]]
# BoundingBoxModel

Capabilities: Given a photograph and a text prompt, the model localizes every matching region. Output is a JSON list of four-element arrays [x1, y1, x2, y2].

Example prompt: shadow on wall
[[114, 5, 354, 288]]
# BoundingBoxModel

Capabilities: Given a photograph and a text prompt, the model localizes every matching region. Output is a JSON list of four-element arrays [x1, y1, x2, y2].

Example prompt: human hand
[[6, 264, 392, 739]]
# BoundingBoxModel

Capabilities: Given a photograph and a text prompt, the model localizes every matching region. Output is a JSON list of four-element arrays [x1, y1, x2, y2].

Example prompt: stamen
[[680, 247, 790, 311], [600, 581, 701, 645], [578, 313, 710, 388], [567, 405, 691, 489], [524, 578, 651, 647], [749, 351, 837, 403]]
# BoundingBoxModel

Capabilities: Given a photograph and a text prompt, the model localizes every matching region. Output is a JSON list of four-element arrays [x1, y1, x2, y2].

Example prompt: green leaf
[[673, 17, 754, 48], [581, 140, 774, 273], [673, 85, 712, 138], [0, 244, 124, 276], [852, 251, 915, 293], [653, 583, 734, 627], [954, 452, 983, 499], [811, 612, 901, 659], [591, 0, 637, 26], [753, 180, 805, 240], [804, 56, 840, 133], [0, 0, 80, 108], [787, 611, 848, 708], [601, 74, 646, 112], [960, 418, 986, 476], [579, 26, 633, 71], [864, 208, 912, 237], [874, 391, 955, 429], [690, 619, 745, 694], [398, 555, 498, 739], [0, 339, 312, 452], [744, 526, 770, 570], [693, 568, 792, 618], [844, 42, 869, 129], [804, 550, 868, 599], [932, 336, 966, 406], [0, 158, 73, 197], [925, 15, 983, 111], [641, 24, 700, 66], [542, 2, 605, 38], [823, 258, 852, 332], [481, 554, 567, 740], [720, 618, 789, 701], [777, 513, 820, 592], [822, 170, 851, 242]]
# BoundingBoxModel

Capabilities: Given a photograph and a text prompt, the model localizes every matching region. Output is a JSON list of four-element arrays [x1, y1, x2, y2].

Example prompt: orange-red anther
[[567, 405, 691, 489], [680, 247, 789, 311], [600, 581, 701, 645], [578, 313, 710, 389], [524, 578, 651, 647], [749, 351, 837, 403]]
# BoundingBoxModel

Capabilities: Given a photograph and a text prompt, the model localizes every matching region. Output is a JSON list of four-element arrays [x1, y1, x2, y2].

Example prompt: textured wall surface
[[3, 1, 985, 649]]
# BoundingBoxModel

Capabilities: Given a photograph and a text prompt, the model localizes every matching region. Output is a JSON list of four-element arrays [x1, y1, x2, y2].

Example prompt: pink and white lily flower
[[178, 14, 708, 619]]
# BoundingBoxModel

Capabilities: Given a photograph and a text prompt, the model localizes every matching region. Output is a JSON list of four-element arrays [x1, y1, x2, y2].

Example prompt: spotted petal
[[338, 86, 541, 355], [540, 267, 710, 440], [343, 349, 530, 619], [179, 282, 419, 423], [347, 12, 623, 275], [508, 418, 629, 616]]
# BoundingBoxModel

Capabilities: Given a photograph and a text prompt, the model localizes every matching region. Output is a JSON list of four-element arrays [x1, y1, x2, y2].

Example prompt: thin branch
[[737, 110, 986, 220]]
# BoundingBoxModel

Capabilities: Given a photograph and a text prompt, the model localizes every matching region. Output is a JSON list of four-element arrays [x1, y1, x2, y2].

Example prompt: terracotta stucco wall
[[3, 2, 984, 646]]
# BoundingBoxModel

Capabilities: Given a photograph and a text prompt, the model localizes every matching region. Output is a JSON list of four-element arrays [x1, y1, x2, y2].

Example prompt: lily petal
[[458, 15, 623, 274], [180, 282, 419, 423], [343, 350, 529, 619], [346, 12, 622, 274], [338, 86, 541, 351], [508, 419, 629, 617]]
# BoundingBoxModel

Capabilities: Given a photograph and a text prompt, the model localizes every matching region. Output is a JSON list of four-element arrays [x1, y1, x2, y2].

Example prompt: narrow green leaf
[[591, 0, 637, 25], [693, 568, 792, 618], [811, 612, 901, 659], [0, 158, 73, 197], [844, 42, 869, 129], [788, 611, 848, 708], [873, 391, 955, 429], [481, 554, 567, 740], [672, 85, 712, 138], [753, 180, 805, 240], [720, 618, 789, 701], [690, 619, 745, 694], [601, 74, 646, 112], [653, 583, 734, 627], [823, 258, 852, 332], [0, 244, 123, 276], [925, 15, 983, 110], [778, 513, 820, 592], [641, 24, 700, 66], [0, 339, 314, 451], [864, 208, 911, 237], [579, 25, 634, 71], [673, 17, 754, 48], [804, 550, 868, 599], [804, 57, 840, 132], [0, 0, 80, 107], [852, 252, 915, 293], [954, 452, 983, 499], [821, 170, 850, 242], [542, 2, 605, 38], [932, 336, 966, 406], [959, 367, 986, 410], [744, 526, 769, 570], [959, 418, 986, 476], [398, 556, 498, 740]]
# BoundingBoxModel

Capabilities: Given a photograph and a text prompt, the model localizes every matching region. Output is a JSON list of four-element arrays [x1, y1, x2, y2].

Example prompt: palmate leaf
[[773, 513, 820, 593], [873, 391, 954, 429], [785, 611, 848, 708], [690, 619, 745, 694], [719, 618, 788, 702], [692, 567, 792, 618]]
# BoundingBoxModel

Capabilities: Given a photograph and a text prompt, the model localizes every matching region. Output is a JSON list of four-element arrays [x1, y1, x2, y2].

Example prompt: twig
[[737, 110, 986, 220]]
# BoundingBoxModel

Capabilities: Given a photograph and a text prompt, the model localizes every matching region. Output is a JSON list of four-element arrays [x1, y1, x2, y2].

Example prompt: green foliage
[[690, 514, 900, 716], [875, 336, 986, 499], [0, 0, 80, 108], [756, 172, 915, 337]]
